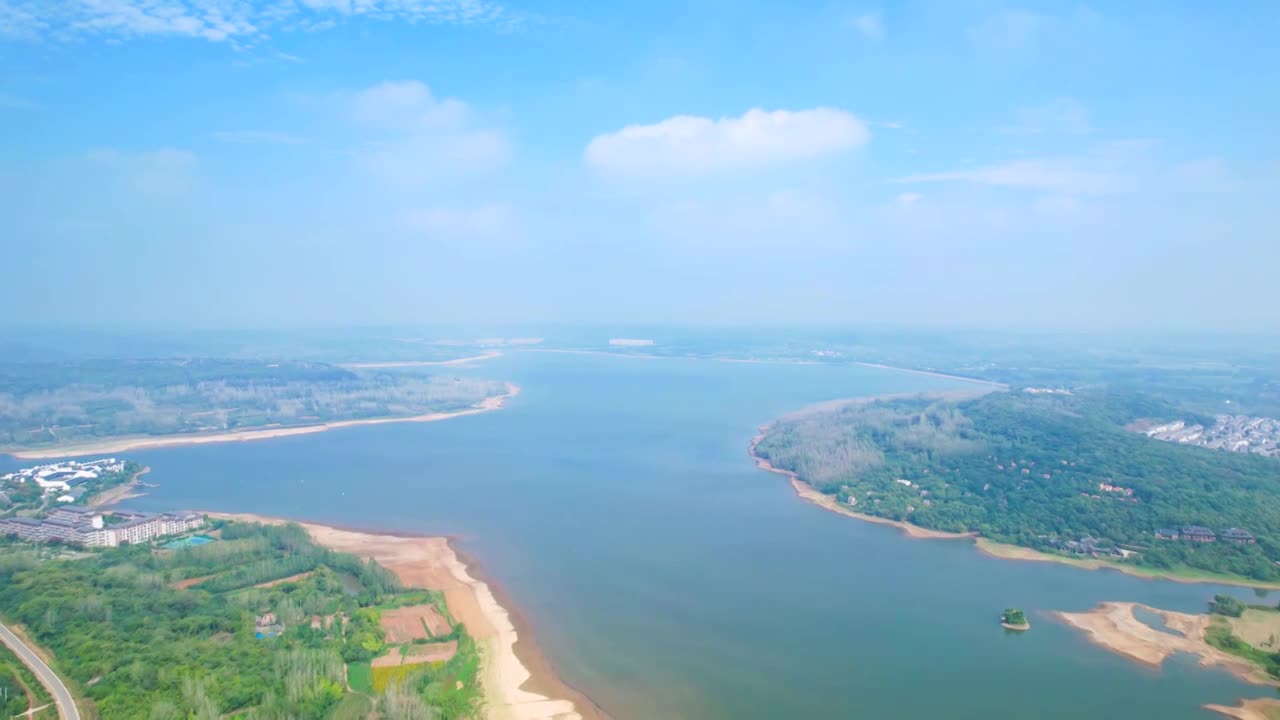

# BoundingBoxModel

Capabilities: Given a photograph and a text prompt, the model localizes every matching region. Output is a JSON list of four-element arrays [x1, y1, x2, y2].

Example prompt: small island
[[1001, 608, 1031, 631]]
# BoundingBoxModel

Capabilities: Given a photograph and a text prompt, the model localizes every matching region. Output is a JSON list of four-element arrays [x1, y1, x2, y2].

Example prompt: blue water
[[4, 352, 1274, 718]]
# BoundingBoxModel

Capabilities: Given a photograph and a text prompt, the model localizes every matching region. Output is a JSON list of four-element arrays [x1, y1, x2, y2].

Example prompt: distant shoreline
[[339, 351, 504, 369], [4, 383, 520, 460], [851, 362, 1008, 390], [748, 412, 1280, 590], [203, 512, 607, 720]]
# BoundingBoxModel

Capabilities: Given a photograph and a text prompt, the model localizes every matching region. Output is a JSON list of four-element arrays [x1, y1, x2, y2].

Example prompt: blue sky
[[1, 0, 1277, 331]]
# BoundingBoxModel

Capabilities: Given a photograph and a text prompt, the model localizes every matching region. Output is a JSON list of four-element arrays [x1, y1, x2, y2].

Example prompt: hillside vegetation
[[755, 391, 1280, 581]]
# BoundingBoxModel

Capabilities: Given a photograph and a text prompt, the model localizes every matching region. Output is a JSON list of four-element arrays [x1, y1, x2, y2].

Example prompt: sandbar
[[205, 513, 606, 720], [4, 384, 520, 460], [1054, 602, 1274, 686], [1206, 697, 1280, 720], [340, 351, 504, 368]]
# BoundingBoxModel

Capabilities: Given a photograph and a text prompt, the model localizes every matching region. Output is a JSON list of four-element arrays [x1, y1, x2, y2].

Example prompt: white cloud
[[213, 130, 307, 144], [896, 142, 1155, 195], [585, 108, 868, 178], [998, 98, 1090, 135], [400, 203, 513, 236], [849, 12, 883, 39], [345, 80, 508, 187], [895, 192, 923, 207], [0, 0, 511, 44]]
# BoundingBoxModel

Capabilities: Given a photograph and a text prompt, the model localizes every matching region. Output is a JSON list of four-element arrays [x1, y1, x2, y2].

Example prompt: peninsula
[[751, 389, 1280, 586], [5, 383, 520, 460], [0, 357, 515, 459]]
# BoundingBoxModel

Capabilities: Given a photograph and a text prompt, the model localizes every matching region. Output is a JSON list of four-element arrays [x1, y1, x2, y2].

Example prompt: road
[[0, 622, 79, 720]]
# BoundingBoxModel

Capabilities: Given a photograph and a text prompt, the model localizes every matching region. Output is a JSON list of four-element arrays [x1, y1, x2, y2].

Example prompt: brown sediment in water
[[203, 512, 608, 720]]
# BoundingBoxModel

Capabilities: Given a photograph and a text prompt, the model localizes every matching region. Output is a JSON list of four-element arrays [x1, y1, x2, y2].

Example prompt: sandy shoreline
[[204, 512, 605, 720], [1054, 602, 1276, 687], [340, 351, 504, 369], [1206, 697, 1280, 720], [87, 466, 152, 508], [973, 537, 1280, 590], [4, 384, 520, 460]]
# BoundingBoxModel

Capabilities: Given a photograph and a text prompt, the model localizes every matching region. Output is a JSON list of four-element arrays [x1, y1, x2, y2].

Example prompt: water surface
[[9, 353, 1274, 718]]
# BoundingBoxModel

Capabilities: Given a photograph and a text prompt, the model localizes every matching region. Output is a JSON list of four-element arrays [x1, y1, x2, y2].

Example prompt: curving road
[[0, 622, 79, 720]]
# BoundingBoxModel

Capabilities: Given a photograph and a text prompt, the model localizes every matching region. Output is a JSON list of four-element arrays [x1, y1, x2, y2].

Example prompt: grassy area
[[1205, 617, 1280, 677], [327, 693, 374, 720], [1230, 608, 1280, 650], [346, 661, 372, 694], [372, 663, 423, 693], [0, 643, 35, 717]]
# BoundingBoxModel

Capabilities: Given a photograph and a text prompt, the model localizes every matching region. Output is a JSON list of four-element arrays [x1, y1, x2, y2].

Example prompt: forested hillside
[[755, 391, 1280, 581]]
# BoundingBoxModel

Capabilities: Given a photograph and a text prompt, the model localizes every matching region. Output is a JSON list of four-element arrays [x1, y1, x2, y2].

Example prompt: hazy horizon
[[3, 1, 1277, 332]]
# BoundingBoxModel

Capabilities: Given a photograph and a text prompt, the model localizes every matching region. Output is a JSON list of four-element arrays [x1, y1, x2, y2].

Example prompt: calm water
[[7, 352, 1277, 718]]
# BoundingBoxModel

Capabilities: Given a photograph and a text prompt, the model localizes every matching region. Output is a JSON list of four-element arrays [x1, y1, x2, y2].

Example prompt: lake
[[10, 351, 1275, 718]]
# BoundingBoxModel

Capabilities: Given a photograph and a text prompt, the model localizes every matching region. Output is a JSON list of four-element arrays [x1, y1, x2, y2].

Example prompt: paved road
[[0, 622, 79, 720]]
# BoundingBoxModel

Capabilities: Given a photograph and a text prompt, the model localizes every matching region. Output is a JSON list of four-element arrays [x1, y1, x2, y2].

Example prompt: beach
[[1053, 602, 1275, 687], [1205, 698, 1280, 720], [4, 383, 520, 460], [205, 512, 604, 720], [87, 465, 152, 508]]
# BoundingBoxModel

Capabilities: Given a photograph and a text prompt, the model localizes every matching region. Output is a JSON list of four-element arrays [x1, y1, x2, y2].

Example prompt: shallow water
[[6, 352, 1275, 718]]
